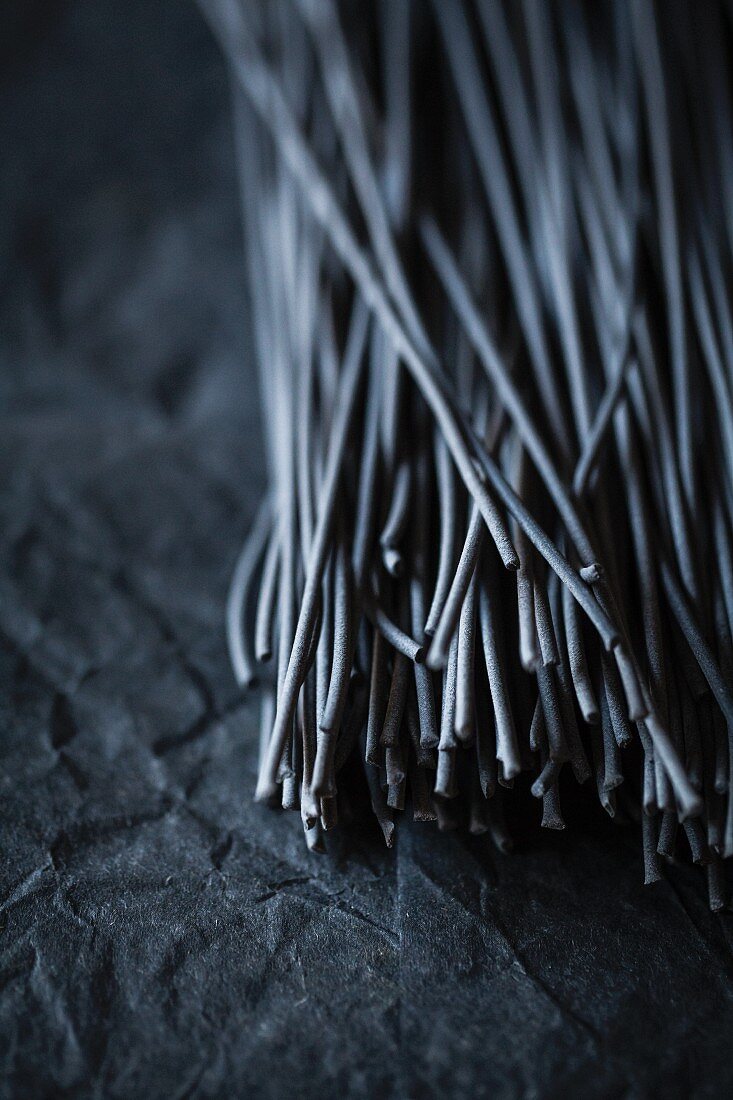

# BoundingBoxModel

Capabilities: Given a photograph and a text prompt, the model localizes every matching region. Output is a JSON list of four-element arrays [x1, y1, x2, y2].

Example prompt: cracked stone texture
[[2, 2, 733, 1097]]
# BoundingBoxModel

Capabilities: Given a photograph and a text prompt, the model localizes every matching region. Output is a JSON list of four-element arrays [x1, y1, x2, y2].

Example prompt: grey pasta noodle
[[201, 0, 733, 910]]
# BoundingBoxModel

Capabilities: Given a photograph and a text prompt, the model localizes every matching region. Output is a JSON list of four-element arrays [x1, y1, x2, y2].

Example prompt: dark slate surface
[[1, 2, 733, 1097]]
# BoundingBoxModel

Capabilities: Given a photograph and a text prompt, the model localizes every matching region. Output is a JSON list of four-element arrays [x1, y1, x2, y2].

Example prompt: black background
[[2, 2, 733, 1096]]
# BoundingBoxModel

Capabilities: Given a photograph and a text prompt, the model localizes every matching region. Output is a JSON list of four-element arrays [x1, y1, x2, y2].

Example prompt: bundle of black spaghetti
[[201, 0, 733, 909]]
